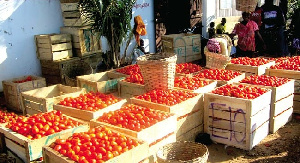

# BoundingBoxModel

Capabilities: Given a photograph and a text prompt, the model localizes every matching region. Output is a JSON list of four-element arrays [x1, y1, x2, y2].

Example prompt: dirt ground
[[206, 114, 300, 163]]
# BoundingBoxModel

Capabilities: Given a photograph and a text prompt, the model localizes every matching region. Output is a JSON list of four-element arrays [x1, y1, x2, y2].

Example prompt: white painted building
[[0, 0, 155, 92], [0, 0, 276, 91]]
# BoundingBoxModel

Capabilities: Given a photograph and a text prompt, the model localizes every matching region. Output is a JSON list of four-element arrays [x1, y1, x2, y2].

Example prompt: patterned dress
[[232, 20, 258, 52]]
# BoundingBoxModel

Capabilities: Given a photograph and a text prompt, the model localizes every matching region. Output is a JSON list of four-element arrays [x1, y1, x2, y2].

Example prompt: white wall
[[0, 0, 63, 91], [0, 0, 156, 92], [120, 0, 155, 57], [202, 0, 216, 38]]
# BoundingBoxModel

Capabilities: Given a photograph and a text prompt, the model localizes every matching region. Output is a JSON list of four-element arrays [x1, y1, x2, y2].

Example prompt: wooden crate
[[40, 57, 81, 85], [60, 27, 102, 57], [177, 109, 203, 138], [77, 71, 125, 93], [60, 1, 87, 27], [176, 80, 217, 94], [21, 84, 85, 115], [265, 68, 300, 80], [208, 121, 269, 150], [162, 33, 201, 63], [270, 94, 294, 133], [2, 76, 46, 113], [270, 107, 293, 133], [106, 69, 129, 79], [204, 90, 272, 150], [118, 80, 146, 99], [54, 99, 127, 121], [293, 100, 300, 114], [90, 110, 177, 145], [239, 79, 294, 113], [226, 61, 275, 76], [294, 93, 300, 114], [177, 124, 204, 142], [35, 34, 73, 61], [294, 79, 300, 94], [43, 127, 149, 163], [131, 93, 204, 117], [106, 65, 139, 79], [201, 73, 245, 87], [147, 133, 176, 161], [0, 117, 89, 163]]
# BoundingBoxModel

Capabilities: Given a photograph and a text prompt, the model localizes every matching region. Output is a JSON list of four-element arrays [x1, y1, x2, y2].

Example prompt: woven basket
[[205, 51, 231, 69], [64, 62, 93, 87], [236, 0, 258, 12], [137, 53, 177, 91], [156, 141, 209, 163]]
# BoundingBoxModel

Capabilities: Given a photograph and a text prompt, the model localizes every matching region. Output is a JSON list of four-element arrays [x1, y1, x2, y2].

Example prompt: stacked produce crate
[[77, 71, 125, 94], [204, 84, 272, 150], [0, 110, 89, 163], [162, 33, 202, 63], [43, 126, 149, 163], [265, 56, 300, 114], [194, 69, 245, 87], [21, 84, 85, 115], [36, 0, 102, 86], [60, 0, 102, 65], [2, 75, 46, 113], [130, 89, 204, 141], [226, 57, 275, 76], [239, 75, 294, 133], [90, 103, 177, 158]]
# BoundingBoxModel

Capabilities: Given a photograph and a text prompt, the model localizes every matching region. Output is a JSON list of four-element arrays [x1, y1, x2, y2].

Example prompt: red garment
[[250, 8, 263, 28], [232, 20, 258, 51]]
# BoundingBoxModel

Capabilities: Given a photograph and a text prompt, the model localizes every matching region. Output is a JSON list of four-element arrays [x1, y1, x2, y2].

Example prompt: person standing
[[261, 0, 288, 57], [208, 22, 216, 38], [250, 5, 264, 55], [230, 12, 265, 58], [216, 18, 227, 34]]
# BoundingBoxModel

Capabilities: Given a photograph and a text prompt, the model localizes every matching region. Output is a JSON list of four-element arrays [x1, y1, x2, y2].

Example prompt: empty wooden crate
[[60, 27, 102, 57], [21, 84, 85, 115], [35, 34, 73, 61], [2, 75, 46, 113]]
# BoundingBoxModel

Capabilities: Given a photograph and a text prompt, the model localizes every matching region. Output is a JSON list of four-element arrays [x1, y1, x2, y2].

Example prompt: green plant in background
[[288, 0, 300, 19], [79, 0, 137, 69]]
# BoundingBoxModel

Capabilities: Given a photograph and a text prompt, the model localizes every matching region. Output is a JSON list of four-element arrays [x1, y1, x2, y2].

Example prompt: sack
[[207, 38, 221, 53]]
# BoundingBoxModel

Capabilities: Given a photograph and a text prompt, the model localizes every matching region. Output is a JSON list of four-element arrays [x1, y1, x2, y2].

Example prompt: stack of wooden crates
[[35, 0, 102, 86], [161, 33, 202, 63]]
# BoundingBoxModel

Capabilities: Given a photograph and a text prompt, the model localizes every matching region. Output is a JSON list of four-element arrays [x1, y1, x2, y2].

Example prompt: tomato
[[212, 84, 268, 99]]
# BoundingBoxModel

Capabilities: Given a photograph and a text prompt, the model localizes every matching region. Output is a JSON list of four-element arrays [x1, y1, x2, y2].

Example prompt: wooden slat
[[270, 107, 293, 133], [131, 93, 204, 117], [90, 112, 177, 145], [54, 99, 127, 121]]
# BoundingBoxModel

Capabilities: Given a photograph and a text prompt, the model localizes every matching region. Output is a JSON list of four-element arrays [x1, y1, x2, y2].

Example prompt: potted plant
[[79, 0, 137, 69]]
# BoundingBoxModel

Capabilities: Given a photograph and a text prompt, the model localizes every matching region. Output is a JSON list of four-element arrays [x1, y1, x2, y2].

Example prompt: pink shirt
[[232, 20, 258, 51]]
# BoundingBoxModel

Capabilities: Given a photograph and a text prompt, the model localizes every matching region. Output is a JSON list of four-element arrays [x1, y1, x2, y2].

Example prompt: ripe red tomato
[[51, 126, 141, 162], [59, 92, 120, 112], [176, 63, 202, 74], [6, 111, 81, 140], [194, 69, 241, 81], [212, 84, 268, 99]]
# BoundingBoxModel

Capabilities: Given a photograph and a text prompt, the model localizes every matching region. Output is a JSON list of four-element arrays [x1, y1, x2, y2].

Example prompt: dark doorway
[[154, 0, 202, 52]]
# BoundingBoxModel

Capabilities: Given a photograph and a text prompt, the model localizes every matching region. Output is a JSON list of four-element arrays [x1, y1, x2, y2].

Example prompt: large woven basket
[[236, 0, 258, 12], [205, 51, 231, 69], [64, 61, 93, 87], [137, 53, 177, 91], [156, 141, 209, 163]]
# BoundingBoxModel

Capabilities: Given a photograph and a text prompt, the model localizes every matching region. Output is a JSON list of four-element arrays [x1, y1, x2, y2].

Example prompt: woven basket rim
[[156, 141, 209, 162], [137, 53, 177, 63]]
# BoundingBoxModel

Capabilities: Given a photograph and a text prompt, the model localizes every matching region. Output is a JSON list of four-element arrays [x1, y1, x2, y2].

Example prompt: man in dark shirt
[[261, 0, 288, 57]]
